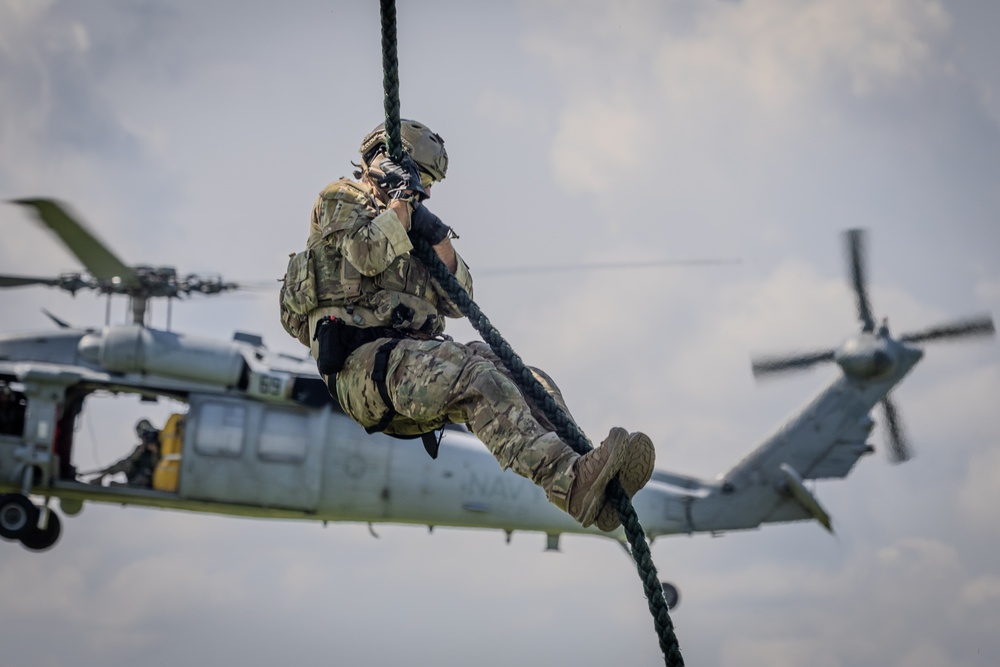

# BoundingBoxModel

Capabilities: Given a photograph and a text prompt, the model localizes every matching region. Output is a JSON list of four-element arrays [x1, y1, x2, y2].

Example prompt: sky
[[1, 0, 999, 665]]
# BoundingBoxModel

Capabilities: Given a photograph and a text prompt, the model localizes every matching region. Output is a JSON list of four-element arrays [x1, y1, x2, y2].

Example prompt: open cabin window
[[257, 409, 308, 463], [194, 403, 246, 457]]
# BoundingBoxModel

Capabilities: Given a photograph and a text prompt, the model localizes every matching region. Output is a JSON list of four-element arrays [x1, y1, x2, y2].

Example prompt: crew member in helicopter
[[88, 418, 161, 488], [280, 120, 655, 531], [0, 383, 26, 437]]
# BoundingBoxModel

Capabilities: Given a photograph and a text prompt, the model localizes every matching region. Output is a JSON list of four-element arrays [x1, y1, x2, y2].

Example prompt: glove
[[410, 203, 452, 245], [372, 154, 426, 201]]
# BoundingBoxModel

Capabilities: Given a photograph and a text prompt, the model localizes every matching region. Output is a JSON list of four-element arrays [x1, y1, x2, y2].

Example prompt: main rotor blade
[[751, 349, 837, 377], [0, 274, 61, 288], [475, 257, 741, 277], [10, 199, 139, 286], [41, 308, 72, 329], [881, 396, 911, 463], [898, 314, 996, 344], [845, 229, 875, 332]]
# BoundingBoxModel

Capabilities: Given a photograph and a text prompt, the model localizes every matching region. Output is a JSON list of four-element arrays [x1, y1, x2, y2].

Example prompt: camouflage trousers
[[332, 338, 579, 506]]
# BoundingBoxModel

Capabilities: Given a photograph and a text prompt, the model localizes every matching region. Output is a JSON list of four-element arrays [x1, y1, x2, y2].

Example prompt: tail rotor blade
[[751, 349, 837, 378], [881, 396, 911, 464], [845, 229, 876, 332], [899, 315, 995, 344]]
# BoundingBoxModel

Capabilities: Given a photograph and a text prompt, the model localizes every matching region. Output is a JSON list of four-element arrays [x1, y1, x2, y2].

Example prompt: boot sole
[[594, 432, 656, 532]]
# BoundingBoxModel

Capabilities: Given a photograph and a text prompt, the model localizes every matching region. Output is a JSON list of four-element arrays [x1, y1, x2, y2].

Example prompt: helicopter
[[0, 199, 993, 610]]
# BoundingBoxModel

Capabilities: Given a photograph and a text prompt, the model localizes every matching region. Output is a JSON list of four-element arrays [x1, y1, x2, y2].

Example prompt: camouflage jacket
[[280, 177, 473, 354]]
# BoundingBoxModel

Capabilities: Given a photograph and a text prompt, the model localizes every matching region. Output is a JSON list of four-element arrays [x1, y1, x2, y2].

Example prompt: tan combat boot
[[563, 427, 652, 528], [592, 431, 656, 532], [514, 429, 654, 529]]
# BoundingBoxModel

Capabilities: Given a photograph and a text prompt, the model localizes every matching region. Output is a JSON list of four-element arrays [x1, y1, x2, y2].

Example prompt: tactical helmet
[[135, 418, 154, 438], [360, 119, 448, 183]]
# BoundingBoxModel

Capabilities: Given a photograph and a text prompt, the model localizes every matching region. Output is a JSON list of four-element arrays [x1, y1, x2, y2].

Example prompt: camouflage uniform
[[281, 120, 654, 530], [299, 177, 578, 509]]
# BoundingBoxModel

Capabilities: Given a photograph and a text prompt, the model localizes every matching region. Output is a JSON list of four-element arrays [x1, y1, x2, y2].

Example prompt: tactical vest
[[280, 179, 444, 346]]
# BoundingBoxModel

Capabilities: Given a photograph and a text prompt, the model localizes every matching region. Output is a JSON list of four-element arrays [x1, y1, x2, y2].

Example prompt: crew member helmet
[[135, 418, 155, 438], [360, 119, 448, 185]]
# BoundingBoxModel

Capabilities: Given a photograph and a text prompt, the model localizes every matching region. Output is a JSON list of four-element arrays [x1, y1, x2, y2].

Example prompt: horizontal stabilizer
[[649, 470, 710, 492], [779, 463, 832, 532]]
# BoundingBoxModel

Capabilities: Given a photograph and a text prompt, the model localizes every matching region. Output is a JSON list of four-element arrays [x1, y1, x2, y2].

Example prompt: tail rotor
[[750, 229, 995, 463]]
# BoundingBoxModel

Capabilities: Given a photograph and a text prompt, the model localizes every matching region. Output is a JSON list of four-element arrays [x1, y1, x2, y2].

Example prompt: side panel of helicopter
[[381, 433, 580, 533], [178, 394, 326, 512], [315, 421, 585, 534], [163, 388, 586, 534]]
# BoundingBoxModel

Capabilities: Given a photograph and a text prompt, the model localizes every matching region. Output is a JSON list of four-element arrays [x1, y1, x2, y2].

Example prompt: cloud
[[523, 0, 959, 212], [693, 536, 1000, 666], [475, 86, 538, 130], [956, 443, 1000, 529], [549, 98, 646, 193], [657, 0, 951, 105]]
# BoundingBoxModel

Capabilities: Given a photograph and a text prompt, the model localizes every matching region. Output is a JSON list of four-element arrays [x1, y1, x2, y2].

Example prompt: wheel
[[661, 581, 680, 610], [20, 511, 62, 552], [0, 494, 39, 540]]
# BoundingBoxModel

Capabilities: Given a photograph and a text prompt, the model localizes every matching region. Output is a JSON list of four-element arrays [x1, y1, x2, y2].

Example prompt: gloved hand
[[410, 203, 452, 245], [372, 154, 426, 201]]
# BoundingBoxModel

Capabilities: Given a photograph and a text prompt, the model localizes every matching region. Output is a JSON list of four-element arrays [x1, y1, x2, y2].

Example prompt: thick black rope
[[379, 0, 402, 164], [378, 2, 682, 664]]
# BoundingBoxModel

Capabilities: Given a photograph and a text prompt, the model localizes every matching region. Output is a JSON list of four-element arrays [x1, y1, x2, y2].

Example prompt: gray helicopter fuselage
[[0, 323, 925, 546]]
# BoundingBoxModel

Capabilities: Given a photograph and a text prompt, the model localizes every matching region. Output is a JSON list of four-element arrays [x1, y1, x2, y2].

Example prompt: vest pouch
[[314, 316, 351, 376], [281, 250, 319, 315], [370, 290, 440, 332], [374, 254, 431, 299], [279, 301, 310, 347]]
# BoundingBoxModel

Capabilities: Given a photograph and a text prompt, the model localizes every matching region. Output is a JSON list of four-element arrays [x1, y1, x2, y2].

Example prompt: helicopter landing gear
[[660, 581, 681, 610], [0, 493, 63, 551], [20, 510, 61, 551], [0, 493, 38, 541]]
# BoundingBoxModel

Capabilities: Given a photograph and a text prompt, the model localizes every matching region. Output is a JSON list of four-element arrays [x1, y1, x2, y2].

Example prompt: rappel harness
[[375, 1, 683, 664], [314, 315, 442, 459]]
